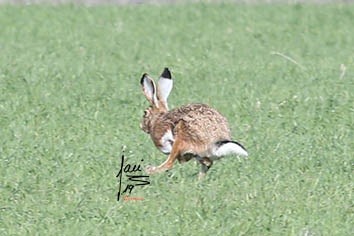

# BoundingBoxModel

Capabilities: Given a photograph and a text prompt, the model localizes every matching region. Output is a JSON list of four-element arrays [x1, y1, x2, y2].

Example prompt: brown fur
[[141, 103, 231, 154], [140, 68, 245, 179], [141, 103, 232, 178]]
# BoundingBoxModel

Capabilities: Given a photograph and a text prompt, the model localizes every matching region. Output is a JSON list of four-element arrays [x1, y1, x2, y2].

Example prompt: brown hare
[[140, 68, 248, 179]]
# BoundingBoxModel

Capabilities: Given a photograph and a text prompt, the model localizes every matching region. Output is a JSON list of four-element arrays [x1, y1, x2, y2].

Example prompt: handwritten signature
[[116, 148, 150, 201]]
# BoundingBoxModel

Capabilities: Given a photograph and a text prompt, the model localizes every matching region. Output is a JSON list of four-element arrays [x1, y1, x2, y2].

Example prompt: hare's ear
[[157, 68, 173, 110], [141, 73, 159, 107]]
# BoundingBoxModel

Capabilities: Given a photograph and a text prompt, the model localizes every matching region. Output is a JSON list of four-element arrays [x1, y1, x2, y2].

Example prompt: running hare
[[140, 68, 248, 179]]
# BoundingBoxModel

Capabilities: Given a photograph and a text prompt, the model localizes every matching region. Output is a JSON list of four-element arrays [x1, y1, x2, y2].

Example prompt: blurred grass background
[[0, 3, 353, 235]]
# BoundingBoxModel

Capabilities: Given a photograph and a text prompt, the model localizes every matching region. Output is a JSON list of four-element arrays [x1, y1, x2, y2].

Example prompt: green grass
[[0, 3, 353, 235]]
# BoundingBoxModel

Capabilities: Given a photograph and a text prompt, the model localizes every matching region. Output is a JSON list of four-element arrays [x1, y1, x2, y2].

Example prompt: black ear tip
[[161, 67, 172, 79], [140, 73, 148, 85]]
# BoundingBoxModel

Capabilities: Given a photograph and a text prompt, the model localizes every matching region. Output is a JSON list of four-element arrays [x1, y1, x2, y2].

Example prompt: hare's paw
[[146, 165, 158, 174]]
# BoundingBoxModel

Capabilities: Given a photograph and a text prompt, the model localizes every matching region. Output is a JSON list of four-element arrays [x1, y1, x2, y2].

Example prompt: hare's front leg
[[146, 136, 187, 174]]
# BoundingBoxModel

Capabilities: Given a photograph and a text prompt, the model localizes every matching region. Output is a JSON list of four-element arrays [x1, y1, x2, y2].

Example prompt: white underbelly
[[159, 130, 175, 154]]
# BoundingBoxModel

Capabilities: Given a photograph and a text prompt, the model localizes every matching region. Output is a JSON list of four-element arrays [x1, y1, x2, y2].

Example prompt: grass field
[[0, 3, 353, 235]]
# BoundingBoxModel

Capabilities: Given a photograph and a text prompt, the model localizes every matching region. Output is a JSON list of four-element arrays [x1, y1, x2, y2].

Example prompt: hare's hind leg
[[198, 158, 213, 180], [146, 135, 188, 174], [178, 153, 195, 164]]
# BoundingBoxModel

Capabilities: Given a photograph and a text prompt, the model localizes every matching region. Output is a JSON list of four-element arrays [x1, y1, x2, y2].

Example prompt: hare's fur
[[140, 68, 248, 179]]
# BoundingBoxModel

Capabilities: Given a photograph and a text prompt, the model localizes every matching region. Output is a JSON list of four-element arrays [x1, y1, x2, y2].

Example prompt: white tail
[[214, 141, 248, 157]]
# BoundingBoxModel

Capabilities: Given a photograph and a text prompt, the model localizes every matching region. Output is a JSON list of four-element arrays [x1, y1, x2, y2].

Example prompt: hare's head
[[140, 68, 173, 134]]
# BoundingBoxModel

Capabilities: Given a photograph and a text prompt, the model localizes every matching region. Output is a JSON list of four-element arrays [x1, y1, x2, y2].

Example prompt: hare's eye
[[143, 110, 148, 117]]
